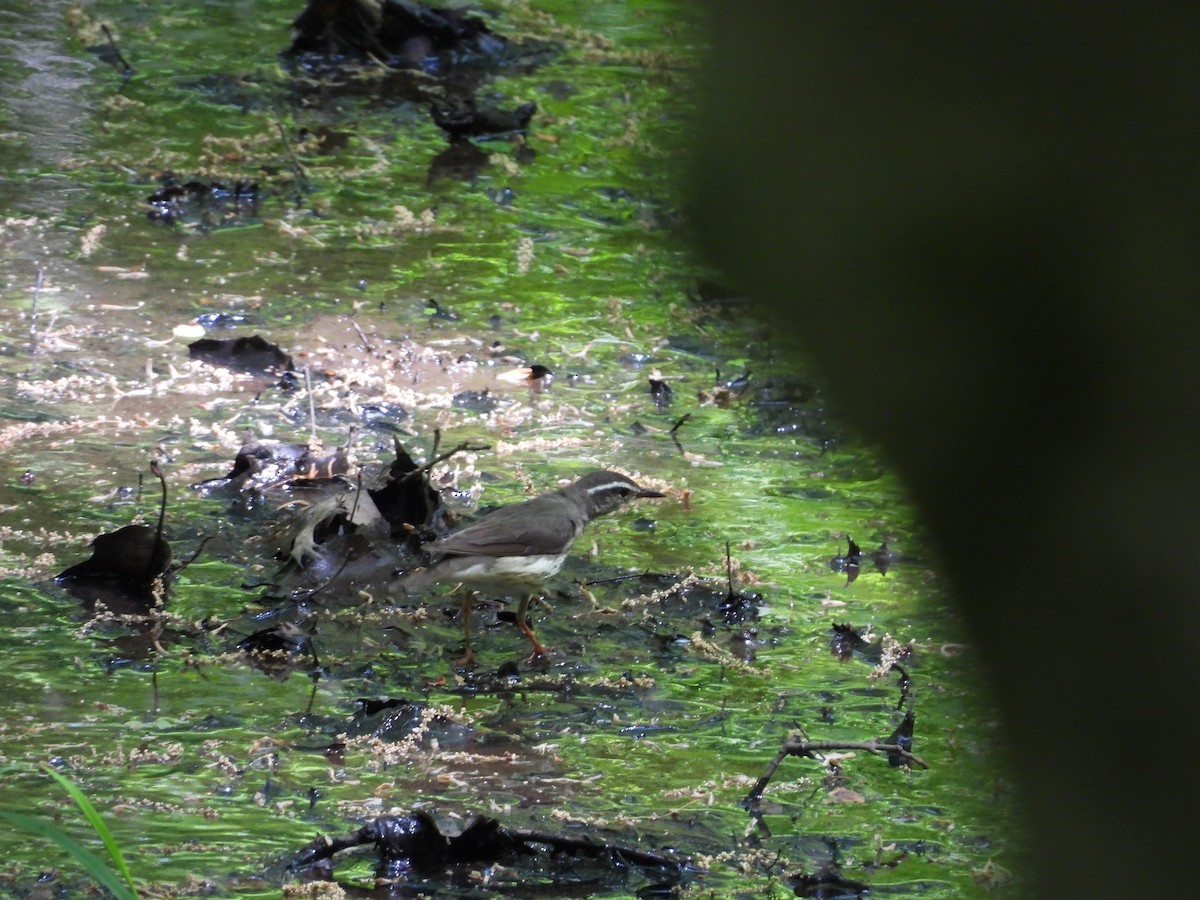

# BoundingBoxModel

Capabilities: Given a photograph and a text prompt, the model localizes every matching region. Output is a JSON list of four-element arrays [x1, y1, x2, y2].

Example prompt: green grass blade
[[41, 765, 138, 895], [0, 810, 139, 900]]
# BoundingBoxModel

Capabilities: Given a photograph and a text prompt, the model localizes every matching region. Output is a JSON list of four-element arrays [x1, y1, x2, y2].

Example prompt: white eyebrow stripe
[[585, 481, 633, 495]]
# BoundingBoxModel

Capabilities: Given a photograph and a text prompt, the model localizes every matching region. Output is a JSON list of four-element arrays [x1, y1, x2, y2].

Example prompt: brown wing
[[425, 504, 578, 557]]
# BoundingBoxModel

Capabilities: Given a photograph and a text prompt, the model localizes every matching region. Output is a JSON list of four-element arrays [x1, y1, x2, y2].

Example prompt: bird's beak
[[635, 488, 666, 499]]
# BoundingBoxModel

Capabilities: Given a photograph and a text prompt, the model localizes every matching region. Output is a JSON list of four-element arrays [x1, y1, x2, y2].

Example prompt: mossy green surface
[[0, 1, 1016, 896]]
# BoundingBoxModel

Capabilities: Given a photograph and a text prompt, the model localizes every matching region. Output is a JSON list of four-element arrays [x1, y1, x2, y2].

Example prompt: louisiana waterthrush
[[405, 470, 664, 663]]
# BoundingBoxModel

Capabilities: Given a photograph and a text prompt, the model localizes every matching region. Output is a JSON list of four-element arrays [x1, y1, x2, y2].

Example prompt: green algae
[[0, 1, 1017, 896]]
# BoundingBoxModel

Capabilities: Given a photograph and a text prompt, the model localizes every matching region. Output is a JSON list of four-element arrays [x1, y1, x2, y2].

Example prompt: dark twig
[[346, 465, 365, 523], [304, 366, 317, 446], [669, 413, 691, 453], [577, 570, 672, 587], [148, 459, 169, 582], [725, 540, 736, 600], [274, 118, 309, 180], [173, 536, 213, 574], [30, 268, 43, 347], [351, 319, 372, 351], [510, 828, 683, 869], [298, 548, 358, 604], [402, 433, 491, 483], [100, 25, 133, 78], [746, 732, 929, 804]]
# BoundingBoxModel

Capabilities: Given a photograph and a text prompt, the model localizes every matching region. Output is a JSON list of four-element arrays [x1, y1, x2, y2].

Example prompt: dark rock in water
[[345, 699, 476, 745], [431, 95, 536, 142], [188, 335, 293, 374], [288, 0, 510, 73], [789, 863, 870, 899]]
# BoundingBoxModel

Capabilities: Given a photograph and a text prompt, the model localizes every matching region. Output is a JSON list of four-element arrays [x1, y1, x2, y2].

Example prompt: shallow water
[[0, 2, 1016, 897]]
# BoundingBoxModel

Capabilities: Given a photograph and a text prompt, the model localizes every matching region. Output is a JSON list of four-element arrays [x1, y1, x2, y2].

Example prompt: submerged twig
[[100, 24, 133, 78], [746, 730, 929, 805], [304, 366, 317, 447], [174, 536, 213, 575], [577, 571, 665, 587], [30, 268, 43, 348], [510, 827, 682, 869], [274, 117, 309, 181], [725, 540, 735, 600], [148, 459, 169, 583], [351, 319, 372, 351], [669, 413, 691, 453]]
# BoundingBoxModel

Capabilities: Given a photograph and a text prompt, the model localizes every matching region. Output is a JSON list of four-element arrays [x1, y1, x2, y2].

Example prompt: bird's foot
[[456, 648, 477, 668], [522, 640, 553, 666]]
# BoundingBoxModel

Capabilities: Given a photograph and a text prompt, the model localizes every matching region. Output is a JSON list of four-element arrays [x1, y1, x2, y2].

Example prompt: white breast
[[431, 553, 567, 594]]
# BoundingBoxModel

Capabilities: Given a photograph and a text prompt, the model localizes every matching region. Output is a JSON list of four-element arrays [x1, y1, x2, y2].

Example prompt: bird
[[403, 470, 664, 664]]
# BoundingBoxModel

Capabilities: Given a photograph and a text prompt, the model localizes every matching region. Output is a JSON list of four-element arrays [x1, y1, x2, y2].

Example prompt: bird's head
[[571, 470, 665, 519]]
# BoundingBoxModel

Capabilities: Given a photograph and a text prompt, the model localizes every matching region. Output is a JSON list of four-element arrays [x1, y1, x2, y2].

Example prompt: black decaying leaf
[[288, 0, 511, 72], [354, 697, 410, 717], [56, 461, 172, 589], [236, 623, 311, 655], [431, 95, 537, 143], [715, 540, 759, 623], [289, 811, 682, 884], [829, 622, 870, 662], [236, 622, 318, 680], [875, 541, 896, 575], [56, 524, 171, 586], [148, 179, 258, 227], [368, 439, 440, 539], [193, 432, 348, 493], [828, 537, 862, 586], [883, 710, 916, 768], [451, 388, 498, 413], [789, 862, 870, 898], [648, 369, 673, 408], [188, 335, 293, 374]]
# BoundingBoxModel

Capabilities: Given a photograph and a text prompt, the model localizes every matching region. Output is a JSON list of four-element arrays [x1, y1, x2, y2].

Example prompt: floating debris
[[147, 179, 259, 229]]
